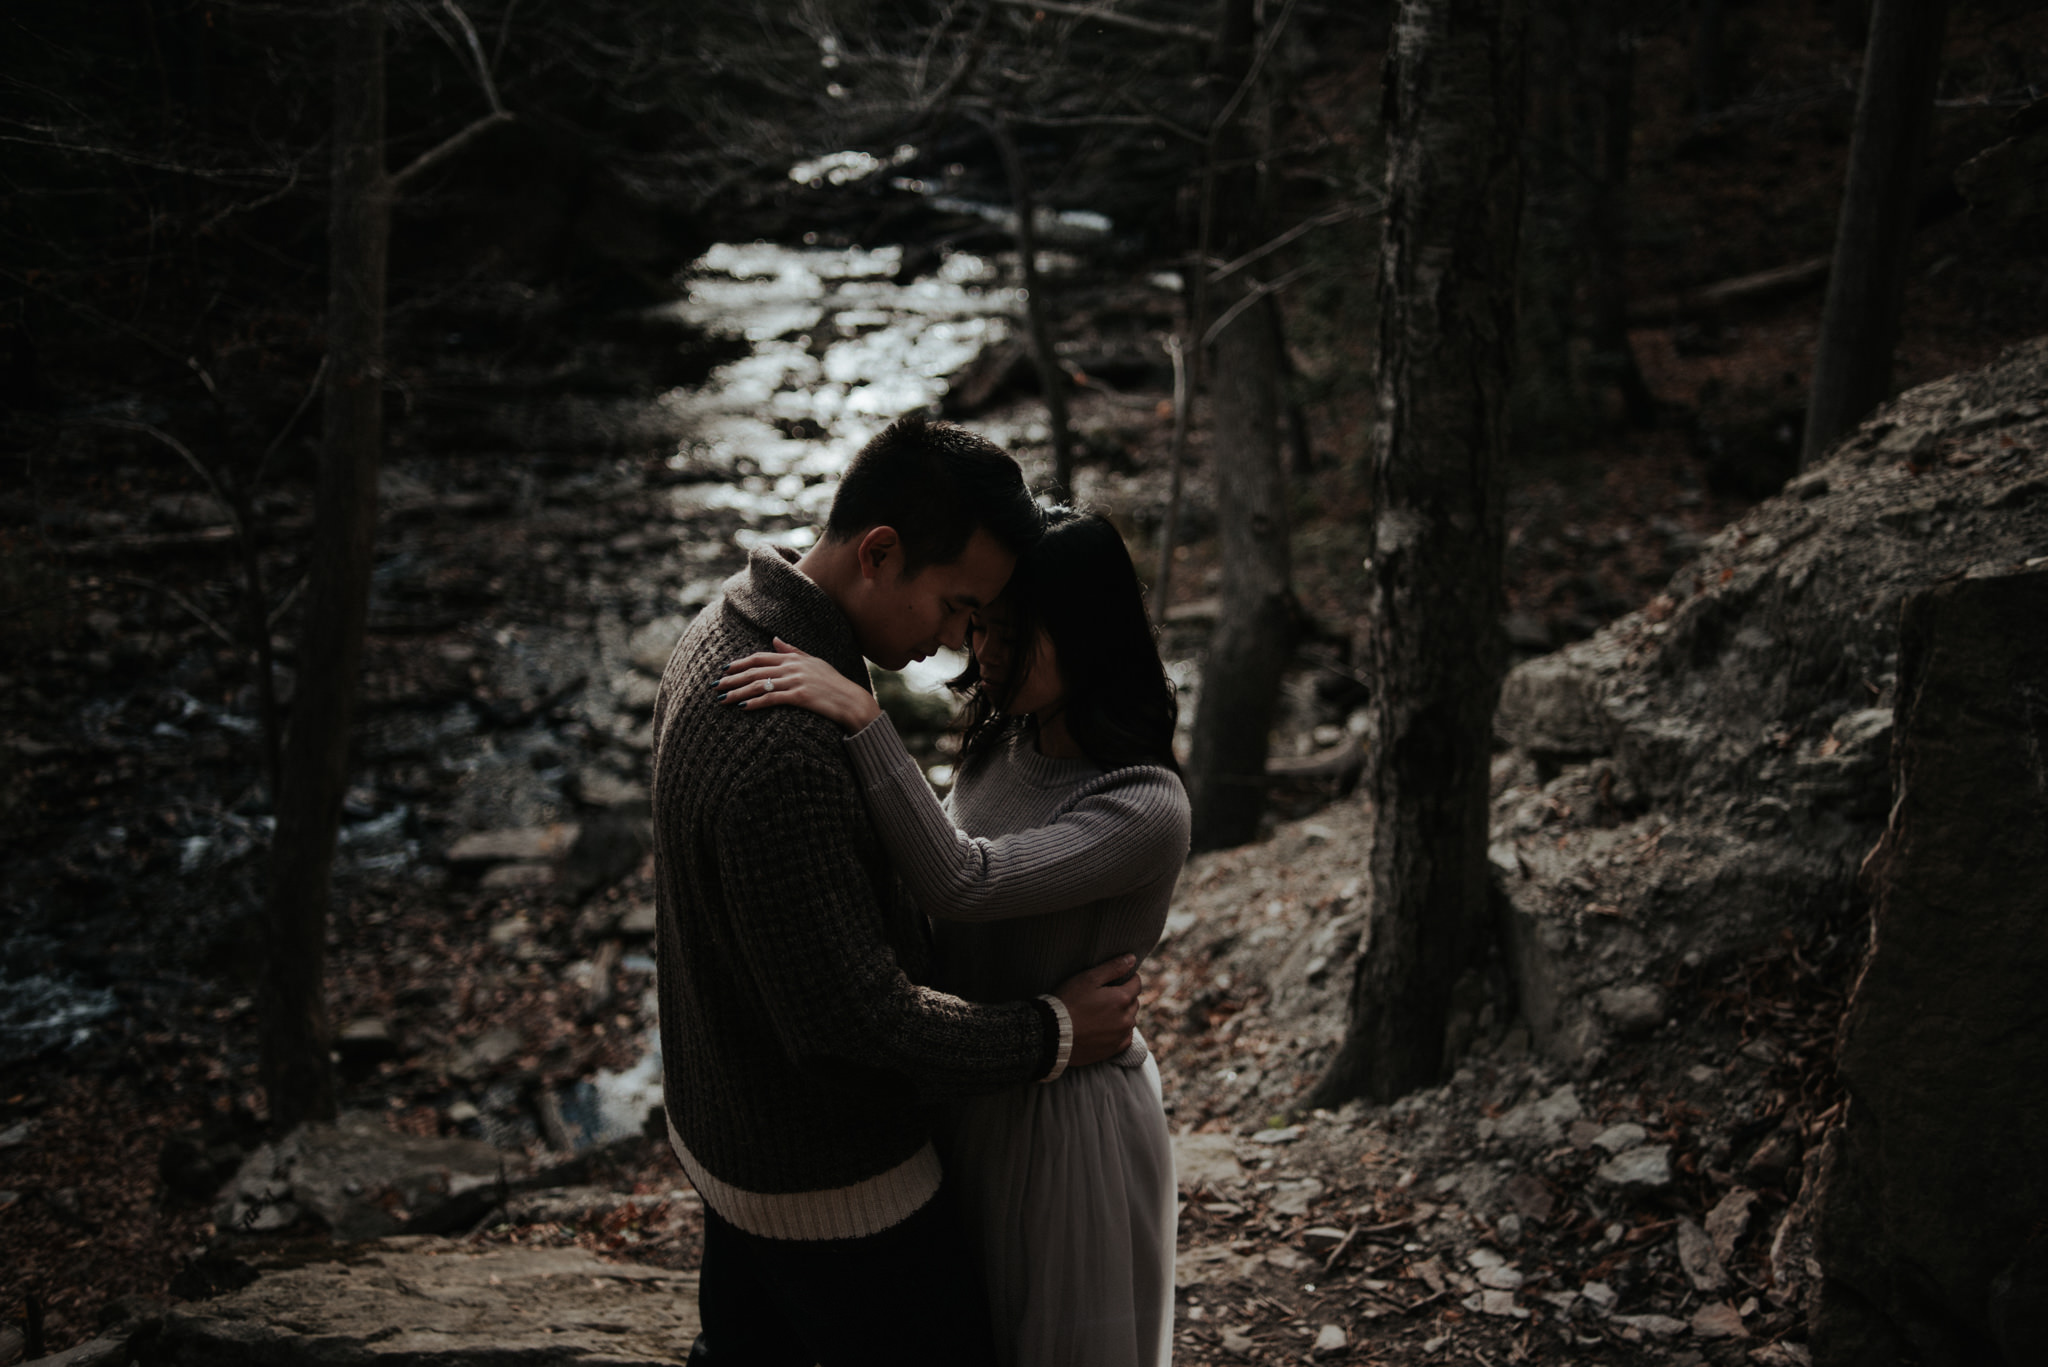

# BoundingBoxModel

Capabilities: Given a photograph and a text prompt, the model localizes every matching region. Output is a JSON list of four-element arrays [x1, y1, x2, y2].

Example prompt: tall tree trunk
[[1693, 0, 1728, 116], [1800, 0, 1947, 467], [1186, 0, 1294, 852], [259, 0, 390, 1131], [1149, 330, 1192, 624], [1834, 0, 1871, 47], [1309, 0, 1523, 1108], [1269, 299, 1317, 479], [1585, 0, 1655, 428], [1512, 0, 1581, 442], [987, 119, 1076, 497]]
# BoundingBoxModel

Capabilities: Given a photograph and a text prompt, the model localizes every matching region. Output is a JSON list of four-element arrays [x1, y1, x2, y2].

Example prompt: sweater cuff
[[1034, 994, 1073, 1083]]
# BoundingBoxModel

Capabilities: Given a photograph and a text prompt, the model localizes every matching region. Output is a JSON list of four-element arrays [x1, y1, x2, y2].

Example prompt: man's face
[[847, 526, 1015, 671]]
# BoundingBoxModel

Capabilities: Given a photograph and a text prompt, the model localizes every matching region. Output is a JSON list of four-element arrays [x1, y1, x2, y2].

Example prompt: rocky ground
[[0, 261, 1756, 1363], [0, 781, 1846, 1367], [1146, 798, 1842, 1367], [6, 54, 2047, 1351], [4, 290, 2044, 1364]]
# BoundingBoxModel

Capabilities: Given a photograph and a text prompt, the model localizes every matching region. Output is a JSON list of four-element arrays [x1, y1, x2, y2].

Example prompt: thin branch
[[912, 0, 968, 97], [1210, 0, 1301, 138], [254, 355, 330, 494], [107, 575, 237, 647], [0, 127, 297, 184], [1199, 265, 1310, 349], [184, 356, 223, 405], [268, 572, 311, 631], [404, 1, 464, 75], [917, 2, 997, 122], [977, 112, 1077, 493], [1114, 88, 1207, 144], [389, 110, 515, 191], [1150, 330, 1192, 626], [1206, 200, 1375, 285], [441, 0, 506, 114], [491, 0, 521, 72], [194, 160, 307, 236], [991, 0, 1211, 43], [87, 419, 243, 542], [1001, 111, 1209, 134], [0, 268, 188, 364]]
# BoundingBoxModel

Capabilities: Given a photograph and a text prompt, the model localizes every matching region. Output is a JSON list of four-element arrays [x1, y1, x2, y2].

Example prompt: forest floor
[[0, 208, 2028, 1367], [1134, 797, 1845, 1367], [6, 5, 2046, 1359], [0, 776, 1850, 1366], [0, 364, 1829, 1362]]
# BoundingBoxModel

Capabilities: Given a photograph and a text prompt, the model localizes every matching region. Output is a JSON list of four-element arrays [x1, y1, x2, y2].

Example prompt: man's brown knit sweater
[[650, 547, 1058, 1241]]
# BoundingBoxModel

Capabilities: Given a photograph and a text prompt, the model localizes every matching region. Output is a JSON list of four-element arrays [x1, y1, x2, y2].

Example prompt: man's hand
[[1056, 954, 1143, 1068]]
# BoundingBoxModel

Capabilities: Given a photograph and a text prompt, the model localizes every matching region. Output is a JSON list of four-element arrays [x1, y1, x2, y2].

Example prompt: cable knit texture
[[650, 547, 1054, 1241], [843, 714, 1191, 1063]]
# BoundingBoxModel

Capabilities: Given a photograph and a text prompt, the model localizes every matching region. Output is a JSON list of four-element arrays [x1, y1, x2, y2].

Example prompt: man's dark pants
[[687, 1182, 999, 1367]]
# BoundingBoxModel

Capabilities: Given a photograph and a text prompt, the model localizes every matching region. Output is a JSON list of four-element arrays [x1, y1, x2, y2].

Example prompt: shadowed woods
[[4, 0, 2048, 1362]]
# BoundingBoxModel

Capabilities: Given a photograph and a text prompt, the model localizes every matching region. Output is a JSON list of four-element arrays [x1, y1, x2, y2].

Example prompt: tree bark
[[987, 119, 1076, 497], [1584, 0, 1656, 428], [1187, 275, 1292, 849], [1149, 330, 1192, 624], [259, 0, 391, 1131], [1513, 0, 1582, 441], [1800, 0, 1947, 468], [1185, 0, 1294, 852], [1517, 0, 1648, 437], [1310, 0, 1523, 1107], [1269, 298, 1317, 479], [1693, 0, 1728, 116]]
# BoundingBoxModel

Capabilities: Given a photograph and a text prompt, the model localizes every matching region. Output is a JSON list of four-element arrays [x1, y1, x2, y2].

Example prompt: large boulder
[[1490, 336, 2048, 1063], [1808, 570, 2048, 1366], [217, 1112, 533, 1240]]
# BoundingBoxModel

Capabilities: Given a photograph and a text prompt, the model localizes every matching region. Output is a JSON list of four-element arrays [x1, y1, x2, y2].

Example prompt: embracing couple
[[650, 415, 1191, 1366]]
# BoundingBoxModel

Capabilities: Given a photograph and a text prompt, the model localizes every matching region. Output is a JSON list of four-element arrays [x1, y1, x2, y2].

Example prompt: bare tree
[[983, 115, 1078, 496], [1693, 0, 1730, 116], [257, 0, 392, 1130], [1517, 0, 1650, 438], [259, 0, 511, 1131], [1583, 0, 1655, 428], [1310, 0, 1524, 1107], [1800, 0, 1948, 467], [1185, 0, 1298, 852]]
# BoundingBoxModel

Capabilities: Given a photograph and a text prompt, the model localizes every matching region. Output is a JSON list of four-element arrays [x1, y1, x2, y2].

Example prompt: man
[[651, 415, 1143, 1365]]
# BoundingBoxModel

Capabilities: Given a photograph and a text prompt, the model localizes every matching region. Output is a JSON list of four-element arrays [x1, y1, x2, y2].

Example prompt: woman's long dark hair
[[952, 508, 1181, 774]]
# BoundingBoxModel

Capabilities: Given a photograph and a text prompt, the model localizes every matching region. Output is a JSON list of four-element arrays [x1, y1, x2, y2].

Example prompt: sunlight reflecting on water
[[651, 242, 1025, 554], [588, 984, 665, 1145]]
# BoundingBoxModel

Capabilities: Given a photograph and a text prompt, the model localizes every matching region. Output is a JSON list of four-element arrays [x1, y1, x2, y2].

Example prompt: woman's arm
[[720, 641, 1191, 922], [844, 713, 1188, 923]]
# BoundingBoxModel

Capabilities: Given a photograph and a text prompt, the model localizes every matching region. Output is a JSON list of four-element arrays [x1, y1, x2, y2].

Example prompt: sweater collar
[[1001, 720, 1103, 790], [722, 546, 871, 687]]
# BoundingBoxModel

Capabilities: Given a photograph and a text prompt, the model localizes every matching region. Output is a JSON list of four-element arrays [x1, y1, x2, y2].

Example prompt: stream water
[[2, 224, 1073, 1142], [583, 236, 1046, 1145]]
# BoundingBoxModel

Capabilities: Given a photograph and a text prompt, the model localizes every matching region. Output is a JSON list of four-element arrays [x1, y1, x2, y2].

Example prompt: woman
[[718, 508, 1189, 1367]]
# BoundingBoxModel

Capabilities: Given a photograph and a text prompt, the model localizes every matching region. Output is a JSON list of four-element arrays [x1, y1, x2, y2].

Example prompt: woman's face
[[972, 600, 1064, 716]]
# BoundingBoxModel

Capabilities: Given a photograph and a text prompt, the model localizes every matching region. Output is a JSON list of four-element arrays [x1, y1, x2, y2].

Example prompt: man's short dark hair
[[824, 415, 1043, 572]]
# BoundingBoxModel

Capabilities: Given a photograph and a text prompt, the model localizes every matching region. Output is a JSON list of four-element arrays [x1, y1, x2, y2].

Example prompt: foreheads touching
[[823, 414, 1044, 571], [813, 415, 1045, 670]]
